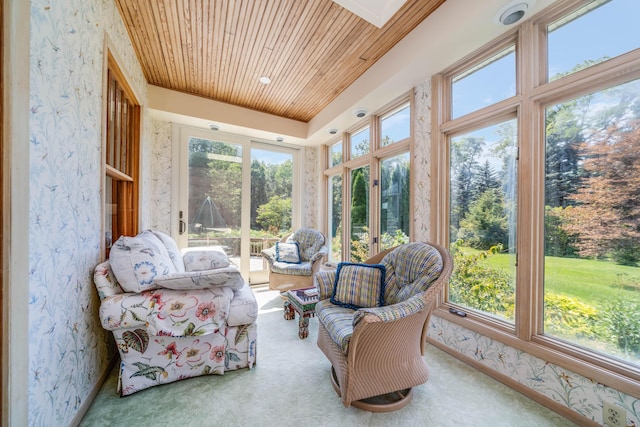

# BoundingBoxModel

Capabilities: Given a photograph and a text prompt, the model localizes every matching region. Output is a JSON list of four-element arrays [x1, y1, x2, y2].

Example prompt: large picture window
[[324, 99, 412, 262], [434, 0, 640, 389]]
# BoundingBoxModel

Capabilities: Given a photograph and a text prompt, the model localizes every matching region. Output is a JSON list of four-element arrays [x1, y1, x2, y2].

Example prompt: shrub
[[449, 240, 515, 319]]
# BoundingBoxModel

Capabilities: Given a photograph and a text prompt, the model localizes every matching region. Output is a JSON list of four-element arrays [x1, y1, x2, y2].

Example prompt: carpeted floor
[[80, 286, 576, 427]]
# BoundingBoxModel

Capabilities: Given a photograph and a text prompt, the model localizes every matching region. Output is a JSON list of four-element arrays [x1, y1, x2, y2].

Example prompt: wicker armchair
[[261, 228, 328, 293], [314, 242, 453, 412]]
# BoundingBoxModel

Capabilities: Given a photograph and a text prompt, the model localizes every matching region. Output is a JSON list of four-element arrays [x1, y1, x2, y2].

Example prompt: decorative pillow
[[275, 241, 301, 264], [151, 230, 185, 273], [109, 230, 176, 293], [330, 262, 386, 310], [182, 247, 230, 271]]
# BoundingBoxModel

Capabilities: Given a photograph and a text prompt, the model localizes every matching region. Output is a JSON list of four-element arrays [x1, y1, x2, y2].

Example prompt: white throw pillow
[[109, 230, 177, 293], [182, 247, 230, 271]]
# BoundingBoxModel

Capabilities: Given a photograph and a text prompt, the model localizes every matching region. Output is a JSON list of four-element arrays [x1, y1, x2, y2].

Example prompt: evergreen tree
[[457, 188, 508, 250], [351, 169, 368, 228]]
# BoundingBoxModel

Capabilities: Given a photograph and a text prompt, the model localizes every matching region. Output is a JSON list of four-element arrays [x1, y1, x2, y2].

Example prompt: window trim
[[431, 2, 640, 396], [101, 39, 141, 257]]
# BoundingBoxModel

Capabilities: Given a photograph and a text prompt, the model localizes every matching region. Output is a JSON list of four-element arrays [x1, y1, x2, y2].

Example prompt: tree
[[188, 138, 242, 229], [563, 118, 640, 264], [472, 160, 500, 200], [250, 160, 268, 228], [351, 169, 368, 228], [545, 101, 582, 208], [450, 136, 484, 233], [457, 188, 509, 250], [256, 195, 292, 234]]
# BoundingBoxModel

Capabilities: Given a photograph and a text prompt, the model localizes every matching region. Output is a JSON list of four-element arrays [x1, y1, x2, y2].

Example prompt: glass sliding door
[[179, 127, 300, 283], [186, 136, 243, 264], [249, 147, 294, 284]]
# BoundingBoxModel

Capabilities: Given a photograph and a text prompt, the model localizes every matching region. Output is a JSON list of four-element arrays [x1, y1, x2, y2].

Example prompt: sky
[[453, 0, 640, 120]]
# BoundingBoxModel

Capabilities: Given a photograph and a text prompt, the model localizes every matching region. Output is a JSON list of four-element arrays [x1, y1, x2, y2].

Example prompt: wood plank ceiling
[[115, 0, 447, 123]]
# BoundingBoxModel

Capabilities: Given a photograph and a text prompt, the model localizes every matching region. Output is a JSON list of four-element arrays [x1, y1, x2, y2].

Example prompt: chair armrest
[[309, 246, 329, 264], [261, 246, 276, 265], [353, 294, 426, 326], [100, 287, 233, 337], [314, 269, 336, 300]]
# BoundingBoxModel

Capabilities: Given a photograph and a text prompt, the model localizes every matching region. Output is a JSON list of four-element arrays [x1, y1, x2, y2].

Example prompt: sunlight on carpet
[[80, 286, 576, 427]]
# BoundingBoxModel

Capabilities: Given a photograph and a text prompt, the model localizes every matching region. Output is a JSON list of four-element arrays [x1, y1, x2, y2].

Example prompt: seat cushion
[[275, 241, 302, 263], [330, 262, 386, 309], [315, 299, 354, 353], [271, 260, 313, 276]]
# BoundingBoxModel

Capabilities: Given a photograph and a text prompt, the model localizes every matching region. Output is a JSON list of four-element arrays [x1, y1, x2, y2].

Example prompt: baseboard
[[68, 356, 118, 427], [426, 338, 600, 427]]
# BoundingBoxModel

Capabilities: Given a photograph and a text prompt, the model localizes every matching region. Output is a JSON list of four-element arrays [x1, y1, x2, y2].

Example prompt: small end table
[[284, 287, 319, 339]]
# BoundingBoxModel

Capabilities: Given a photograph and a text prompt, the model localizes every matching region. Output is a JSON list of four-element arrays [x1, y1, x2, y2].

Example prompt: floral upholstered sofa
[[93, 230, 257, 395]]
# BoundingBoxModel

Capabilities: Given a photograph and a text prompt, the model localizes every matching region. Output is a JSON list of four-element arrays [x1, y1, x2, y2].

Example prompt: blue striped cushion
[[330, 263, 386, 309], [275, 242, 301, 264]]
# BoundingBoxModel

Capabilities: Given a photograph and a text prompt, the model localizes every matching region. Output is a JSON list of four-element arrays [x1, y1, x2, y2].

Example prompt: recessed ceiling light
[[494, 0, 534, 26], [259, 76, 271, 85], [328, 128, 338, 135], [208, 123, 220, 131], [353, 108, 368, 118], [275, 136, 284, 143]]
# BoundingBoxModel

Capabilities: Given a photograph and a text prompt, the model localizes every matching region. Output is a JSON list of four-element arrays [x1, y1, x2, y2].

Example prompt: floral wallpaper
[[303, 146, 319, 229], [28, 0, 148, 425], [414, 80, 639, 426], [427, 317, 639, 425], [413, 81, 432, 243], [150, 119, 174, 234]]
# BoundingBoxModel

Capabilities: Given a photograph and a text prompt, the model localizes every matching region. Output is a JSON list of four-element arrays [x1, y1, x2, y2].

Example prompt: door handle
[[179, 211, 186, 235]]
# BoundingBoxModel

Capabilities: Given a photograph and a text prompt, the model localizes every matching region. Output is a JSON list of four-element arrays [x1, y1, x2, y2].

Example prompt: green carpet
[[80, 286, 576, 427]]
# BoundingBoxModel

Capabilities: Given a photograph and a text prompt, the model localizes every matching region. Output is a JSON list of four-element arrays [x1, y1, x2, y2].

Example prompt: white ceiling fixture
[[353, 108, 368, 118], [259, 76, 271, 85], [332, 0, 408, 28], [494, 0, 536, 26]]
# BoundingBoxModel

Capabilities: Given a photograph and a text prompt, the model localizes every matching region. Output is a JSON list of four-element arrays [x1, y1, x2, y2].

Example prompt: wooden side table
[[284, 287, 319, 339]]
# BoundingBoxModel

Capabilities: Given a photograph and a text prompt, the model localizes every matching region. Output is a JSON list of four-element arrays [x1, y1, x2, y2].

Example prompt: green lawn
[[474, 250, 640, 306]]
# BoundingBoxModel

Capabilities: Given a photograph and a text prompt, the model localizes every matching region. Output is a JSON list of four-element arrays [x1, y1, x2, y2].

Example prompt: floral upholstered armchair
[[261, 228, 328, 293], [314, 242, 453, 412], [93, 230, 258, 395]]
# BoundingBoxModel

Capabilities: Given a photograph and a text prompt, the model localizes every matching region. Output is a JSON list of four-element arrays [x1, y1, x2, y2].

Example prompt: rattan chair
[[261, 228, 328, 293], [314, 242, 453, 412]]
